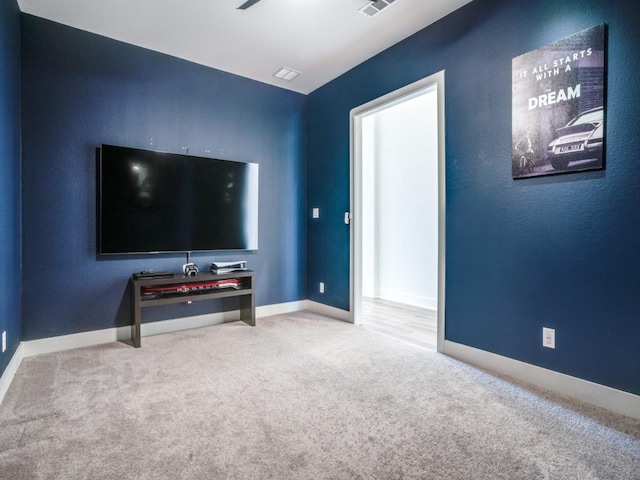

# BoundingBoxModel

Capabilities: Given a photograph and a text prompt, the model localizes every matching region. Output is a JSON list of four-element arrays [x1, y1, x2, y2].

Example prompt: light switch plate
[[542, 327, 555, 349]]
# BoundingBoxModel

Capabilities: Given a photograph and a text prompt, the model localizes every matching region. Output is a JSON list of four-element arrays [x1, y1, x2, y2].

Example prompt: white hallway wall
[[362, 89, 438, 309]]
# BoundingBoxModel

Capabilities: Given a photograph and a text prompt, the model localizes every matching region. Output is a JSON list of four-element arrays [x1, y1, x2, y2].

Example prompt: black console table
[[130, 270, 255, 348]]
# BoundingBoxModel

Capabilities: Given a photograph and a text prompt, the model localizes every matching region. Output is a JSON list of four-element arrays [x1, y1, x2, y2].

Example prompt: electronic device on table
[[211, 260, 247, 274], [132, 271, 175, 280], [140, 278, 242, 299]]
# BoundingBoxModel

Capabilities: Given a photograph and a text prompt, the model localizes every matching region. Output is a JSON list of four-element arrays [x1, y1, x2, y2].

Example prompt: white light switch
[[542, 327, 555, 349], [312, 208, 320, 218]]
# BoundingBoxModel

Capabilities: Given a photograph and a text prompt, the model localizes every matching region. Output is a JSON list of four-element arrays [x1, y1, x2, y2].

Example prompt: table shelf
[[130, 270, 255, 347]]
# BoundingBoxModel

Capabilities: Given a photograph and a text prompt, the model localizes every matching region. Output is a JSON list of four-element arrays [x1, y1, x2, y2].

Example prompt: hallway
[[361, 298, 436, 350]]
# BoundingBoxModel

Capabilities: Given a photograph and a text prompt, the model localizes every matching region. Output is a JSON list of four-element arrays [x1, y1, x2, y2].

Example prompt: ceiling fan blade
[[237, 0, 263, 9]]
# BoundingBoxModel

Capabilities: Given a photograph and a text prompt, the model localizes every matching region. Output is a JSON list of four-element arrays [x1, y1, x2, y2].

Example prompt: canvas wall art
[[512, 24, 606, 178]]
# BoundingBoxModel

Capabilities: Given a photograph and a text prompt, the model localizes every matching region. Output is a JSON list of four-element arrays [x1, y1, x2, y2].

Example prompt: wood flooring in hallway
[[361, 298, 437, 350]]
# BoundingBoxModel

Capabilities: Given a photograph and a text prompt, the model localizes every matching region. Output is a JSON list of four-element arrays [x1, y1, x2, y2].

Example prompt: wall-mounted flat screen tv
[[99, 144, 259, 255]]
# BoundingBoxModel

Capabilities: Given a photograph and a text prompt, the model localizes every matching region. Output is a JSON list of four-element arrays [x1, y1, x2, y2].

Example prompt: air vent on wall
[[358, 0, 398, 18]]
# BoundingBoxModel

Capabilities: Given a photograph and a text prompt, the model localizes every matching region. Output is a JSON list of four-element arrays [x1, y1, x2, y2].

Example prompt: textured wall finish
[[21, 15, 307, 340], [0, 0, 22, 378], [307, 0, 640, 395]]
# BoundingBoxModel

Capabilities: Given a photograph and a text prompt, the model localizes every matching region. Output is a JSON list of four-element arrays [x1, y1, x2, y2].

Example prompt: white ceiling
[[17, 0, 473, 94]]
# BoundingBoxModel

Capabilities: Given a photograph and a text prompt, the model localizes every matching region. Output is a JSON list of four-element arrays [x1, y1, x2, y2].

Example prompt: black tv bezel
[[97, 144, 259, 256]]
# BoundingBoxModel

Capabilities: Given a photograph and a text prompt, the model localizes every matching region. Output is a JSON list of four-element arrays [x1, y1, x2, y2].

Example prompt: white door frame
[[349, 70, 446, 353]]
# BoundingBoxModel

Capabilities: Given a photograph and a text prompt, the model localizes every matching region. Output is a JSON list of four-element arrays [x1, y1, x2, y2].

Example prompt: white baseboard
[[375, 289, 437, 310], [140, 310, 239, 339], [21, 300, 310, 358], [306, 300, 351, 322], [22, 328, 124, 357], [257, 300, 308, 318], [0, 343, 25, 406], [137, 300, 309, 338], [444, 340, 640, 420]]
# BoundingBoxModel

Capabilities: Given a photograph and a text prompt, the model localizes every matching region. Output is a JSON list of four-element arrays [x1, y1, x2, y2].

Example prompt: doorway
[[350, 71, 446, 353]]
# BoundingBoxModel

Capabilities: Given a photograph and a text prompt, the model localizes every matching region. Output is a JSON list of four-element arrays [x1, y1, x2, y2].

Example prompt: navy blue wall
[[21, 15, 307, 340], [0, 1, 21, 377], [307, 0, 640, 395]]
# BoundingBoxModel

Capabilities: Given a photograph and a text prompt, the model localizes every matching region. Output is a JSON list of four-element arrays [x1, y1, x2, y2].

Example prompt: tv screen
[[99, 144, 259, 255]]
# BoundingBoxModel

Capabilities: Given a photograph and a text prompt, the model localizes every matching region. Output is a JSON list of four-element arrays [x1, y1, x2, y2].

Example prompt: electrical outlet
[[542, 327, 555, 349], [319, 282, 325, 294], [2, 331, 6, 353], [312, 208, 320, 219]]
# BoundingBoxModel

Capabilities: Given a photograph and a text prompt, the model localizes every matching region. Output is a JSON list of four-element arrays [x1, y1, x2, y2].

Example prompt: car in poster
[[547, 107, 603, 170]]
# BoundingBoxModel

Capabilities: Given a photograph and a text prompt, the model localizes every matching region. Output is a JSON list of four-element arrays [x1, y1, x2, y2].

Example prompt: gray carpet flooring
[[1, 311, 639, 479]]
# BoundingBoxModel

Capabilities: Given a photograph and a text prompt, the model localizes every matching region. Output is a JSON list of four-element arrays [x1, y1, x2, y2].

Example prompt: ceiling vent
[[358, 0, 397, 18], [273, 67, 301, 82]]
